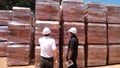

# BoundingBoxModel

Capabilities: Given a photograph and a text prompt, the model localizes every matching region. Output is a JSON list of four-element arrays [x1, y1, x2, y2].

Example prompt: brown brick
[[109, 45, 120, 64], [87, 45, 107, 66], [0, 26, 8, 41], [8, 25, 32, 44], [62, 1, 84, 22], [35, 2, 60, 21], [7, 44, 30, 66], [108, 24, 120, 44], [107, 5, 120, 24], [35, 46, 40, 68], [88, 23, 107, 44], [85, 2, 107, 23], [0, 42, 7, 57]]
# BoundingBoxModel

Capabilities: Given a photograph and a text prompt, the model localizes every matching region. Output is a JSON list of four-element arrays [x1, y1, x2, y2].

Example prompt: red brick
[[87, 45, 107, 66], [8, 25, 32, 44], [7, 44, 30, 66], [109, 45, 120, 64], [85, 2, 107, 23], [62, 1, 84, 22], [108, 24, 120, 44], [107, 5, 120, 24], [0, 42, 7, 57], [0, 26, 8, 41], [88, 23, 107, 44], [35, 2, 60, 21], [35, 46, 40, 68]]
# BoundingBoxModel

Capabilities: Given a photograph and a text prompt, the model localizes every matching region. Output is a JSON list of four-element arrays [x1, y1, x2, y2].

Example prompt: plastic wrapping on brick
[[63, 45, 85, 68], [64, 22, 85, 45], [62, 0, 84, 22], [0, 10, 13, 21], [7, 44, 30, 66], [35, 2, 60, 21], [85, 2, 107, 23], [108, 24, 120, 44], [35, 46, 40, 68], [12, 7, 31, 13], [109, 45, 120, 64], [107, 5, 120, 24], [8, 25, 32, 44], [87, 45, 107, 66], [12, 7, 32, 26], [0, 26, 8, 41], [0, 10, 13, 26], [88, 23, 107, 44], [0, 42, 7, 57], [35, 20, 59, 45]]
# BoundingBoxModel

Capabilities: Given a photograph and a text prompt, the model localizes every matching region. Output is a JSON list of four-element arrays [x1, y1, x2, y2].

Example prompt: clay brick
[[8, 26, 32, 44], [7, 44, 30, 66], [85, 2, 107, 23], [64, 22, 85, 45], [88, 23, 107, 44], [108, 24, 120, 44], [0, 10, 13, 21], [87, 45, 107, 66], [35, 2, 60, 21], [35, 46, 40, 68], [62, 1, 84, 22], [0, 42, 7, 57], [109, 45, 120, 64], [107, 5, 120, 24], [0, 26, 8, 41]]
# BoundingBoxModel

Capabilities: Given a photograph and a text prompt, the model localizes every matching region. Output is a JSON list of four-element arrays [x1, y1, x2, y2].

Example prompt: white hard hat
[[68, 27, 77, 34], [42, 27, 51, 35]]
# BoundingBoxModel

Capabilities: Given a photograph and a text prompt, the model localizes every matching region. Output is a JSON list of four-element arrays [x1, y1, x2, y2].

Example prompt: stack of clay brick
[[0, 10, 12, 57], [35, 0, 60, 68], [7, 7, 34, 66], [61, 0, 85, 68], [85, 2, 108, 67], [107, 5, 120, 65]]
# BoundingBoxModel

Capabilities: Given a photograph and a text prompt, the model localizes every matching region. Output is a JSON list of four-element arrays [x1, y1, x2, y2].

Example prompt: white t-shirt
[[39, 36, 57, 58]]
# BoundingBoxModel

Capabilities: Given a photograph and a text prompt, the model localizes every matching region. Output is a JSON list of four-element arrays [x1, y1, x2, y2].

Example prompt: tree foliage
[[0, 0, 35, 12]]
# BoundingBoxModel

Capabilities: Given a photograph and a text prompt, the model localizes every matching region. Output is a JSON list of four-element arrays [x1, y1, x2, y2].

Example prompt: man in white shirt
[[39, 27, 58, 68]]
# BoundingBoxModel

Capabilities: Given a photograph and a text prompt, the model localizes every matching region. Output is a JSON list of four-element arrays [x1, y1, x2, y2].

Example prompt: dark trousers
[[68, 60, 77, 68], [40, 56, 53, 68]]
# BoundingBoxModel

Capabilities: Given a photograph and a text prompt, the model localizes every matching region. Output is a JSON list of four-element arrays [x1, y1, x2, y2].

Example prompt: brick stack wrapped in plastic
[[35, 0, 60, 68], [85, 2, 108, 66], [0, 10, 12, 57], [107, 5, 120, 65], [61, 0, 85, 68], [7, 7, 34, 66]]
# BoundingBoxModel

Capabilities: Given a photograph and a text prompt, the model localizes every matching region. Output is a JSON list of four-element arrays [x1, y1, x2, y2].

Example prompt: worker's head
[[42, 27, 51, 36], [68, 27, 77, 34]]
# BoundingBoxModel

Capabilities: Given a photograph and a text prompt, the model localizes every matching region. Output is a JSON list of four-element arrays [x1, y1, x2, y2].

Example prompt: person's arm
[[67, 38, 75, 61], [52, 39, 58, 63], [53, 49, 58, 63]]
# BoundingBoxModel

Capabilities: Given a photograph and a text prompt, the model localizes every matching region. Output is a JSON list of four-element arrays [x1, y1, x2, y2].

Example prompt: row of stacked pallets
[[0, 0, 120, 68]]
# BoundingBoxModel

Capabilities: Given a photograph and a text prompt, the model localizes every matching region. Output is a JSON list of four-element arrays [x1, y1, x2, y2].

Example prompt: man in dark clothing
[[66, 27, 78, 68]]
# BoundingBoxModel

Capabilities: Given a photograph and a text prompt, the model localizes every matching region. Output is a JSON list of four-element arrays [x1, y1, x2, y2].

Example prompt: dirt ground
[[1, 57, 120, 68]]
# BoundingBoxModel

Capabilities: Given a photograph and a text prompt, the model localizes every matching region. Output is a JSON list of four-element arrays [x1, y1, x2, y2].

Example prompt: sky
[[84, 0, 120, 5]]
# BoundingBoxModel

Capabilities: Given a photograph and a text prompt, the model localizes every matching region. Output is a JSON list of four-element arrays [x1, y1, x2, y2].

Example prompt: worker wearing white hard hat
[[39, 27, 58, 68], [66, 27, 78, 68]]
